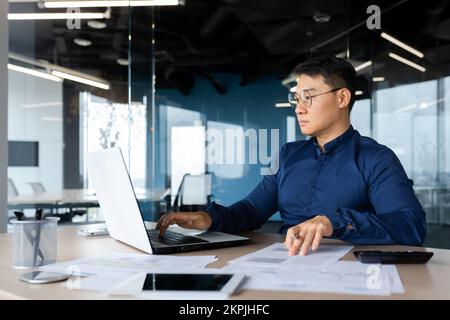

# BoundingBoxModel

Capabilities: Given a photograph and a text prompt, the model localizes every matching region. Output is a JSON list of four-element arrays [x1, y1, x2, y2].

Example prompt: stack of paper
[[228, 243, 353, 268], [40, 252, 217, 293], [220, 243, 404, 296], [40, 243, 405, 296]]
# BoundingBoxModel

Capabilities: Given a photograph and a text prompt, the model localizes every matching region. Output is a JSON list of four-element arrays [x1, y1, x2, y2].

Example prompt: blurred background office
[[2, 0, 450, 248]]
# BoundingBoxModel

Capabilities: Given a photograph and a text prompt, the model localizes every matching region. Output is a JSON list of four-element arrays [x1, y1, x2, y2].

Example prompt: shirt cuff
[[203, 201, 221, 231], [320, 208, 348, 238]]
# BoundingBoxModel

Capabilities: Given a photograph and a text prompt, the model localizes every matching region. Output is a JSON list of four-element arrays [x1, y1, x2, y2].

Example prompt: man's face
[[294, 74, 344, 137]]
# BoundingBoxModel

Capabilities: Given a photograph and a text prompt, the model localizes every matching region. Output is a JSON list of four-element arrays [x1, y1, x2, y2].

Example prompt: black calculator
[[353, 250, 433, 264]]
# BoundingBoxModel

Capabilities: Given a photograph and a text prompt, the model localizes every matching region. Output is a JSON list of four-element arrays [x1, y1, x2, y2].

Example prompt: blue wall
[[155, 73, 303, 221]]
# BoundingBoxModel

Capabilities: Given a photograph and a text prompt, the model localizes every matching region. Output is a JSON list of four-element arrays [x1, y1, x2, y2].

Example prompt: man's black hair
[[293, 55, 357, 112]]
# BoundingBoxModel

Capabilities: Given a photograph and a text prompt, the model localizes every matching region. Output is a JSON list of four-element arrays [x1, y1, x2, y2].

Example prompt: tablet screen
[[142, 274, 233, 291]]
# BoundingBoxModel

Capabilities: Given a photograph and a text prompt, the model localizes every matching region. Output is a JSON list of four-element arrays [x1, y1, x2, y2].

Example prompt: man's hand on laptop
[[284, 215, 333, 256], [156, 212, 212, 237]]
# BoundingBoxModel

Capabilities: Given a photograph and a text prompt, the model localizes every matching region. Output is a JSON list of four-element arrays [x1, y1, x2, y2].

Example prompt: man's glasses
[[288, 87, 343, 108]]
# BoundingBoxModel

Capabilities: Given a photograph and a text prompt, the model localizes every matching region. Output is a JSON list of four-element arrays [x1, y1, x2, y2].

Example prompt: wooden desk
[[0, 226, 449, 299]]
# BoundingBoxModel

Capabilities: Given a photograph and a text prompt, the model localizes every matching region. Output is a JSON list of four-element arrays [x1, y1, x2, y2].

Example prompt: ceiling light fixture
[[394, 103, 417, 114], [313, 12, 331, 23], [381, 32, 424, 58], [74, 38, 92, 47], [9, 52, 111, 91], [275, 103, 292, 108], [116, 58, 129, 66], [51, 70, 110, 90], [87, 20, 107, 29], [372, 77, 385, 82], [355, 91, 364, 96], [44, 0, 181, 8], [40, 117, 63, 122], [354, 60, 372, 72], [8, 64, 62, 82], [8, 12, 107, 20], [389, 52, 426, 72], [21, 101, 62, 109]]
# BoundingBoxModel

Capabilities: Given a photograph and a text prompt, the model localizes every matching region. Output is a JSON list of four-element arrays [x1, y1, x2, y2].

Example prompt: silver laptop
[[87, 147, 250, 254]]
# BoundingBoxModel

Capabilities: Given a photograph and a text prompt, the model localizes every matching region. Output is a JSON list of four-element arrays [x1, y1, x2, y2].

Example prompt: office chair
[[27, 182, 87, 224], [7, 179, 20, 224], [27, 182, 46, 194], [8, 178, 19, 197], [173, 173, 213, 212]]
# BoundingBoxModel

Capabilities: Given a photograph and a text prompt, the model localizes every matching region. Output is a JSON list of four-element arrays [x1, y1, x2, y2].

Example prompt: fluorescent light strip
[[8, 12, 106, 20], [355, 91, 364, 96], [51, 70, 110, 90], [40, 117, 63, 122], [44, 0, 180, 8], [354, 60, 372, 72], [372, 77, 385, 82], [8, 64, 62, 82], [389, 52, 426, 72], [394, 103, 417, 113], [381, 32, 424, 58], [22, 101, 62, 109], [394, 98, 445, 113], [419, 98, 444, 110], [275, 103, 292, 108]]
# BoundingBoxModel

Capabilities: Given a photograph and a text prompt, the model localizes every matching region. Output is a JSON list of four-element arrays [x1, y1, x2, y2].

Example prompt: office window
[[286, 116, 297, 142], [7, 3, 133, 223], [443, 77, 450, 183], [374, 80, 438, 184], [207, 120, 246, 180], [171, 126, 206, 199], [351, 99, 371, 137], [8, 64, 63, 194], [80, 92, 147, 188]]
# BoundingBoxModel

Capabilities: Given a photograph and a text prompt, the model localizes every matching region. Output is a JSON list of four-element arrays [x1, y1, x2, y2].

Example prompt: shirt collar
[[313, 125, 355, 155]]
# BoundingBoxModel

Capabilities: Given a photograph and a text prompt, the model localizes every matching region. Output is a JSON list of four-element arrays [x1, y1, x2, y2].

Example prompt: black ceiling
[[8, 0, 450, 96]]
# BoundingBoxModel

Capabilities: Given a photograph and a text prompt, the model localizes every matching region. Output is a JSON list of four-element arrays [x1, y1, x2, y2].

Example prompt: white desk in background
[[8, 188, 170, 210]]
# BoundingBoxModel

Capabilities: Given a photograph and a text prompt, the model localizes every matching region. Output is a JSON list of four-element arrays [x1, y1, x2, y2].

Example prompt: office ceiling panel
[[8, 0, 450, 94]]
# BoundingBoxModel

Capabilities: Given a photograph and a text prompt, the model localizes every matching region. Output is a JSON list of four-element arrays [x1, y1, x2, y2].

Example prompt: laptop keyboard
[[147, 229, 208, 246]]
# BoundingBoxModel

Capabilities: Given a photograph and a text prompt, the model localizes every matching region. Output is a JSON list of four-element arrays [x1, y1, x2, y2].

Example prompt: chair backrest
[[174, 173, 212, 209], [182, 174, 212, 205], [7, 178, 19, 197], [27, 182, 46, 194]]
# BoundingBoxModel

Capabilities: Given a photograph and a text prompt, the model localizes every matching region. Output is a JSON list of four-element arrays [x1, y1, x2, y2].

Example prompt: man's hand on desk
[[284, 215, 333, 256], [156, 211, 212, 237]]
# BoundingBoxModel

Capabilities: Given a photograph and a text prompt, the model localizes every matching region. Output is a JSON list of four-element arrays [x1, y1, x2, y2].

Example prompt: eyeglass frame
[[288, 87, 344, 108]]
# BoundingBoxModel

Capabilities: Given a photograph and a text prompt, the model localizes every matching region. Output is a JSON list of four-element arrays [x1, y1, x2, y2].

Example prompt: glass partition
[[6, 1, 450, 250], [7, 2, 133, 224]]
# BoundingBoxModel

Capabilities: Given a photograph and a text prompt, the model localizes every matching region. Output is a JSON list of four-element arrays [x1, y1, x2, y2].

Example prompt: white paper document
[[228, 242, 353, 269], [221, 243, 404, 296], [76, 275, 130, 294], [222, 261, 394, 295], [40, 252, 217, 277]]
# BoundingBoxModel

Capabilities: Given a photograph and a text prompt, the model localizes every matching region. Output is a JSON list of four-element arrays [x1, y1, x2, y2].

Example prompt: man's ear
[[338, 88, 352, 110]]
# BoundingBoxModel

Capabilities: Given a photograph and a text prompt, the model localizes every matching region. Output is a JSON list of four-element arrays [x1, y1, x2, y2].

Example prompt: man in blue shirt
[[156, 56, 427, 256]]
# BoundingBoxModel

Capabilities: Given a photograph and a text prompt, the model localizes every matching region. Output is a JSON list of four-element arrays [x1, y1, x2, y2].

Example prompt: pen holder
[[12, 217, 60, 269]]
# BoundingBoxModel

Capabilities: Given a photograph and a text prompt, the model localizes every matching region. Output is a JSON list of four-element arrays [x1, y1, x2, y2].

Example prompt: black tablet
[[108, 272, 245, 299]]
